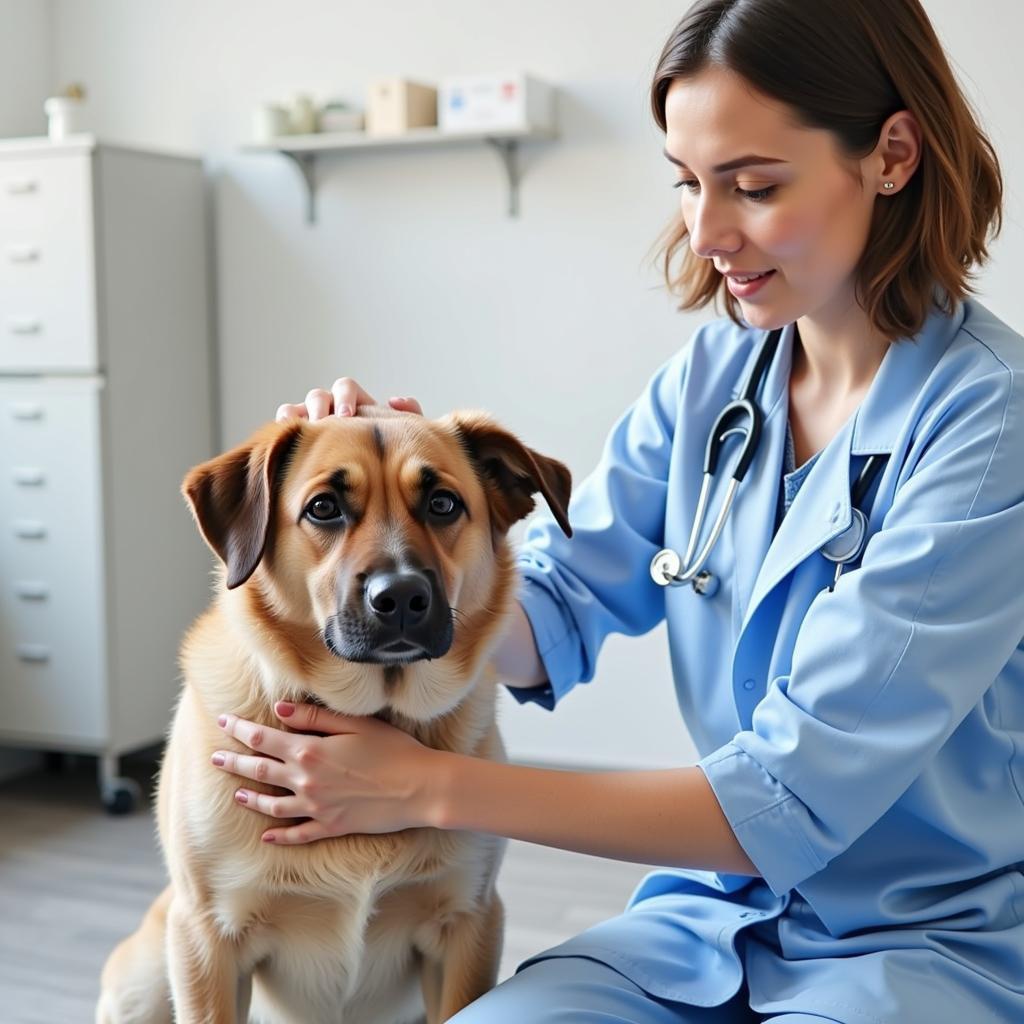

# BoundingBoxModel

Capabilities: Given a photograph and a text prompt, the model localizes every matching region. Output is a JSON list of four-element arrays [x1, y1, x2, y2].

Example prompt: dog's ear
[[447, 411, 572, 539], [182, 421, 304, 589]]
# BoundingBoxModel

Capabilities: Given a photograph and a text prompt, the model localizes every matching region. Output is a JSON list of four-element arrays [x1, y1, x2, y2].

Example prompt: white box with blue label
[[439, 74, 555, 134]]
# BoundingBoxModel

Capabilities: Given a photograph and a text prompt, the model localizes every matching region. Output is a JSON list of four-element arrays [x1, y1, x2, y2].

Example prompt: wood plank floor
[[0, 751, 658, 1023]]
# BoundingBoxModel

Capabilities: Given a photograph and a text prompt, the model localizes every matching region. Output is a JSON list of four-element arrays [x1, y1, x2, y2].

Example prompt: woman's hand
[[276, 377, 424, 422], [210, 701, 447, 844]]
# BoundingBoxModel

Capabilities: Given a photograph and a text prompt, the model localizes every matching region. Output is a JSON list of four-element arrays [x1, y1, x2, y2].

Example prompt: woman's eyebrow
[[663, 150, 788, 173]]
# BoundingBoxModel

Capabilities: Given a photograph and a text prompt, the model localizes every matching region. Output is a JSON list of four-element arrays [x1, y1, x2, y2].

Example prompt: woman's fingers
[[330, 377, 378, 418], [211, 749, 289, 789], [275, 402, 309, 422], [262, 820, 332, 845], [216, 713, 295, 760], [274, 700, 366, 735], [305, 388, 334, 421], [388, 396, 424, 415], [233, 788, 305, 819], [275, 380, 424, 423]]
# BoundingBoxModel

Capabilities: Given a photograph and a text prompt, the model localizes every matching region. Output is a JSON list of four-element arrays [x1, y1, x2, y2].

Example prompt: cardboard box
[[439, 73, 554, 134], [365, 79, 438, 136]]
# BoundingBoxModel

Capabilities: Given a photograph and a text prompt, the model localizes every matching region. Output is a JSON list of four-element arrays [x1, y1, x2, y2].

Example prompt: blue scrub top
[[508, 298, 1024, 1021]]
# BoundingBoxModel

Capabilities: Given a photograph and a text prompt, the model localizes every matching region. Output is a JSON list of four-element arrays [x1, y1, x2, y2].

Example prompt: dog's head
[[181, 408, 571, 719]]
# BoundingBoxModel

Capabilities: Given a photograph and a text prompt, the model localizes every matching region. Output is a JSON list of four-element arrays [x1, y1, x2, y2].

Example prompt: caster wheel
[[102, 777, 143, 815]]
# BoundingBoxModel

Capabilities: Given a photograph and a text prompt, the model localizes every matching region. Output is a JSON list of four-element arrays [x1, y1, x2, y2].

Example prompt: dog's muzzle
[[324, 568, 454, 664]]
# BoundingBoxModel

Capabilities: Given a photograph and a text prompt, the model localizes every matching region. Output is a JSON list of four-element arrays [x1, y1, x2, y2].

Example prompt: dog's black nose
[[365, 571, 432, 629]]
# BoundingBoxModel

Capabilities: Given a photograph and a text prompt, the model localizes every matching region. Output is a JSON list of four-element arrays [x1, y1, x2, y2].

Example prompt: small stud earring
[[883, 182, 896, 191]]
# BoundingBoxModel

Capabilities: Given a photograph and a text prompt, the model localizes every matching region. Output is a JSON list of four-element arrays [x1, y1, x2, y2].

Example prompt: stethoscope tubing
[[650, 325, 886, 594], [651, 328, 782, 590]]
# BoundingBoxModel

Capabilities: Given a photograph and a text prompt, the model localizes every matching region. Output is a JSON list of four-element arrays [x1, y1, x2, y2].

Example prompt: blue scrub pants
[[446, 954, 832, 1023]]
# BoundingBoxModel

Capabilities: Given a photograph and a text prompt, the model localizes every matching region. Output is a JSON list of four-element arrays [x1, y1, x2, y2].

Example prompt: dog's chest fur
[[202, 829, 504, 1023]]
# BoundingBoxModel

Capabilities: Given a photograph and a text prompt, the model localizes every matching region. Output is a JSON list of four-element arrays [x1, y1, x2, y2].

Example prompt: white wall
[[0, 0, 52, 137], [29, 0, 1024, 769]]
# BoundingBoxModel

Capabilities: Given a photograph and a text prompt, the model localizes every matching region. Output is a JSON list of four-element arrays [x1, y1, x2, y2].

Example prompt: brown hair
[[649, 0, 1003, 341]]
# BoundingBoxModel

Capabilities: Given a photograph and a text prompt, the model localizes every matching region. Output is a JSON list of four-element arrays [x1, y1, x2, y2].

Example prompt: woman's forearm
[[491, 600, 548, 687], [427, 754, 760, 877]]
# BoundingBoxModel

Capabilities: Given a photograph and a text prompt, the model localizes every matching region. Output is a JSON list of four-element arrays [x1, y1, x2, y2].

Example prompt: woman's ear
[[446, 410, 572, 539], [873, 109, 922, 194], [181, 420, 304, 589]]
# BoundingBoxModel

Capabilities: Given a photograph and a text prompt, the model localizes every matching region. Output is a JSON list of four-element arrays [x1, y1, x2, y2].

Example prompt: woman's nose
[[687, 196, 741, 259]]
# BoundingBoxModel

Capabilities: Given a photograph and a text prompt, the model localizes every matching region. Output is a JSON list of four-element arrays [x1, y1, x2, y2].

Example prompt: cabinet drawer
[[0, 378, 107, 744], [0, 381, 104, 466], [0, 153, 92, 234], [0, 153, 98, 372]]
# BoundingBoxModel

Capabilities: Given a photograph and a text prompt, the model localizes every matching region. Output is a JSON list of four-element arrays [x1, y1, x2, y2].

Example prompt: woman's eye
[[428, 491, 462, 519], [738, 185, 776, 202], [305, 493, 342, 522], [671, 180, 777, 203]]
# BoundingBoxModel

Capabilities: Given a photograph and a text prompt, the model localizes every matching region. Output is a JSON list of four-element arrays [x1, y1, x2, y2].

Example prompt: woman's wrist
[[420, 748, 463, 830]]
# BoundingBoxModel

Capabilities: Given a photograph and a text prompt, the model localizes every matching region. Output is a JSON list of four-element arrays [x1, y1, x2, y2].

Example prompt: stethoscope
[[649, 326, 887, 597]]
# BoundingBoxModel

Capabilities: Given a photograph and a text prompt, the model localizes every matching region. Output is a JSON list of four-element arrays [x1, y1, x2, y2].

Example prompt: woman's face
[[663, 65, 879, 331]]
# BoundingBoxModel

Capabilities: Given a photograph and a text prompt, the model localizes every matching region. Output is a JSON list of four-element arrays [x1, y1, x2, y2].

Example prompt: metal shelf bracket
[[282, 151, 318, 225], [484, 138, 521, 218]]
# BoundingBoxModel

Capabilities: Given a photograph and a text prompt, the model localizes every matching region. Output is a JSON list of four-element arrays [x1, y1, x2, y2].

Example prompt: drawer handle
[[13, 521, 47, 540], [16, 644, 50, 664], [7, 246, 41, 264], [11, 403, 45, 421], [14, 582, 50, 601], [5, 179, 39, 196], [12, 467, 46, 486], [8, 317, 43, 336]]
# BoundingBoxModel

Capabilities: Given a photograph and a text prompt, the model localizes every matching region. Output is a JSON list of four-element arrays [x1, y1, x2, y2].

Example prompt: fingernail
[[235, 790, 248, 804], [262, 833, 276, 843], [338, 403, 352, 416], [276, 701, 295, 718], [211, 752, 225, 766], [217, 714, 227, 728]]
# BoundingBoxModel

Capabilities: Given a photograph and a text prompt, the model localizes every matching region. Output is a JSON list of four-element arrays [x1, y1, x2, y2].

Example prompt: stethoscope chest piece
[[650, 548, 682, 587], [820, 507, 868, 564], [650, 549, 720, 596]]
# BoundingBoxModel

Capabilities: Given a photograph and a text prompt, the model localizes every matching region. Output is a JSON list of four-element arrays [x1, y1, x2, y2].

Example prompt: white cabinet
[[0, 150, 98, 371], [0, 136, 215, 810]]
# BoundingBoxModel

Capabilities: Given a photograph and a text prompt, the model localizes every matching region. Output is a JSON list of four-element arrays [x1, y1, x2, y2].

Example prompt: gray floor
[[0, 752, 657, 1023]]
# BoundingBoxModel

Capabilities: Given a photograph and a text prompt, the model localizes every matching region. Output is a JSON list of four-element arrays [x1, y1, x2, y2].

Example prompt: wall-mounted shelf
[[243, 126, 557, 224]]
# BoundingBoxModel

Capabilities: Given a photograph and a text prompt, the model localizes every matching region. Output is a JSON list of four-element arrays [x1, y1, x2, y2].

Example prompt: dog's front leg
[[420, 894, 505, 1023], [166, 899, 244, 1024]]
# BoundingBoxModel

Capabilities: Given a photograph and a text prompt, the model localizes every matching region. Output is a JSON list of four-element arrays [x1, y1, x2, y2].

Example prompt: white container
[[43, 97, 85, 141], [318, 107, 364, 133], [252, 103, 290, 142], [289, 94, 317, 135], [365, 79, 437, 136], [439, 73, 555, 134]]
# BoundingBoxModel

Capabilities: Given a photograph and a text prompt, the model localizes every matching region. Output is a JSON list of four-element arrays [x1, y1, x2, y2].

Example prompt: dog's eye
[[305, 493, 343, 523], [428, 490, 462, 519]]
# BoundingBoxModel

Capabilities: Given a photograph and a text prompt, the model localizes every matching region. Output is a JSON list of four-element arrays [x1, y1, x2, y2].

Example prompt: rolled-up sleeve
[[510, 342, 694, 709], [699, 366, 1024, 896]]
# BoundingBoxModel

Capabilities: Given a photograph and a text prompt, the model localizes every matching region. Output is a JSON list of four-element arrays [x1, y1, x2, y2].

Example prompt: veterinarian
[[212, 1, 1024, 1019]]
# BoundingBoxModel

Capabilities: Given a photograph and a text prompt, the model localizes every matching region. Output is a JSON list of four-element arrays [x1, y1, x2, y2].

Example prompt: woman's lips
[[726, 269, 776, 298]]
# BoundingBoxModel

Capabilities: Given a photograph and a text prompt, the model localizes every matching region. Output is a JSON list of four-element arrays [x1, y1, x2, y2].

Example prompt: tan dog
[[95, 407, 571, 1024]]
